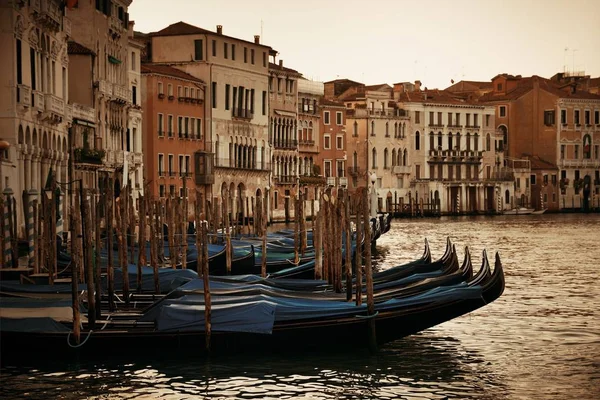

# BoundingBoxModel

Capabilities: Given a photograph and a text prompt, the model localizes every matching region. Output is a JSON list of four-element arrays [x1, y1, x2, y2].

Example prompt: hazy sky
[[130, 0, 600, 89]]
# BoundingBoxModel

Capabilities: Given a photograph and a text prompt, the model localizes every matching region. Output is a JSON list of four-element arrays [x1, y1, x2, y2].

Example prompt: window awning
[[108, 55, 122, 64], [274, 110, 296, 117]]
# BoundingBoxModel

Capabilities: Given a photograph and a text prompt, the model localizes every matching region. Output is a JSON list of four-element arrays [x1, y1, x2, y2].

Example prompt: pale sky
[[130, 0, 600, 89]]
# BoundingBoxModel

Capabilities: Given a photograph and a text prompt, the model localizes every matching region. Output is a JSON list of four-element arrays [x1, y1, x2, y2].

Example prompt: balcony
[[17, 84, 31, 107], [97, 80, 112, 97], [428, 123, 444, 128], [113, 84, 130, 103], [179, 172, 191, 178], [273, 139, 298, 150], [63, 17, 71, 37], [109, 15, 126, 33], [214, 158, 271, 171], [44, 94, 64, 115], [299, 175, 326, 186], [558, 159, 600, 168], [299, 139, 315, 146], [74, 147, 105, 165], [275, 175, 296, 185], [326, 177, 336, 186], [33, 0, 61, 30], [339, 177, 348, 186], [133, 153, 143, 165], [393, 166, 410, 175], [233, 108, 253, 120], [72, 103, 95, 122]]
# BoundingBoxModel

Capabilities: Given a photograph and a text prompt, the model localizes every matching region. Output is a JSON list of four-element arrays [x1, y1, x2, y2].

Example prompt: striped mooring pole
[[3, 187, 14, 267], [27, 189, 38, 268]]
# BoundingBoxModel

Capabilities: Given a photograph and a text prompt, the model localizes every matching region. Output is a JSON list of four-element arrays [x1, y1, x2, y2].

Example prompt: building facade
[[268, 60, 301, 220], [0, 0, 72, 238], [141, 64, 207, 211], [318, 98, 348, 195], [149, 22, 271, 222]]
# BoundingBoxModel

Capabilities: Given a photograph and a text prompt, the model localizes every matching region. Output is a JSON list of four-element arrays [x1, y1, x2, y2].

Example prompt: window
[[168, 155, 174, 175], [383, 148, 389, 169], [130, 51, 136, 71], [263, 52, 267, 67], [167, 84, 173, 97], [212, 81, 217, 108], [371, 120, 375, 136], [324, 111, 330, 125], [178, 117, 183, 137], [337, 160, 345, 178], [497, 83, 503, 91], [415, 165, 421, 179], [575, 145, 579, 159], [560, 144, 565, 159], [179, 155, 184, 176], [158, 113, 164, 136], [474, 114, 479, 127], [486, 114, 490, 127], [196, 119, 202, 139], [415, 111, 420, 124], [184, 87, 189, 98], [167, 115, 173, 136], [595, 145, 599, 159], [225, 84, 230, 110], [456, 113, 461, 126], [561, 109, 567, 124], [499, 106, 506, 117], [223, 42, 228, 59], [544, 110, 555, 126], [324, 135, 331, 149], [336, 135, 343, 150], [158, 154, 164, 175], [158, 81, 163, 94], [169, 185, 176, 195], [251, 49, 255, 64], [250, 89, 255, 114], [177, 85, 182, 98], [324, 161, 332, 177], [415, 131, 420, 150], [194, 39, 203, 60], [372, 148, 377, 169], [159, 184, 165, 198], [212, 40, 217, 57], [385, 122, 389, 137], [552, 174, 557, 184], [437, 112, 442, 125], [595, 110, 600, 125], [244, 47, 247, 63], [429, 112, 434, 124], [262, 91, 266, 115], [353, 121, 358, 137], [231, 44, 236, 60], [543, 174, 548, 185], [574, 110, 580, 125], [585, 110, 591, 125], [184, 117, 189, 138], [530, 174, 536, 185]]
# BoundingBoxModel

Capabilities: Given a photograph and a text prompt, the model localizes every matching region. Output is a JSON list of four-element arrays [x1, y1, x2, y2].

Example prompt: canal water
[[1, 214, 599, 399]]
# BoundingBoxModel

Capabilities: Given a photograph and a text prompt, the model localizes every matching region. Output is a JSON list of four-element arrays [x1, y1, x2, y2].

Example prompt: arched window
[[429, 132, 434, 151], [437, 132, 442, 149], [415, 131, 420, 150], [391, 149, 397, 166], [403, 149, 407, 166], [372, 147, 377, 169], [474, 133, 479, 152], [466, 132, 471, 151], [448, 132, 453, 150], [353, 151, 358, 167], [505, 189, 510, 205], [394, 122, 398, 138], [353, 121, 358, 137], [402, 123, 405, 138], [385, 122, 389, 137], [486, 133, 491, 151], [397, 148, 402, 166], [371, 120, 375, 136], [456, 132, 461, 150], [384, 148, 389, 169]]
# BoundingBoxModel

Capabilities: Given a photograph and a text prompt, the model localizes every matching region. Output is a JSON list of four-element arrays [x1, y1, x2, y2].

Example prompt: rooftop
[[67, 41, 95, 56], [141, 64, 205, 84]]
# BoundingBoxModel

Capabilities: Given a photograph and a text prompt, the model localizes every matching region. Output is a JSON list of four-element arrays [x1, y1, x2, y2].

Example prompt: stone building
[[396, 85, 512, 214], [0, 0, 72, 238], [141, 64, 207, 211], [68, 0, 136, 197], [147, 22, 271, 222], [268, 59, 301, 220]]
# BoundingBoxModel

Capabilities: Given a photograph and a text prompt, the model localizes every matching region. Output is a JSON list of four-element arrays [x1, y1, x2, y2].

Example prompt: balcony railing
[[32, 90, 44, 112], [273, 139, 298, 150], [299, 139, 315, 146], [393, 166, 410, 175], [275, 175, 296, 184], [179, 172, 191, 178], [44, 93, 64, 115], [232, 108, 254, 120], [113, 84, 130, 103], [74, 147, 105, 165], [17, 84, 31, 107], [98, 80, 112, 96], [37, 0, 61, 27], [72, 103, 95, 122], [214, 158, 271, 171], [558, 159, 600, 168]]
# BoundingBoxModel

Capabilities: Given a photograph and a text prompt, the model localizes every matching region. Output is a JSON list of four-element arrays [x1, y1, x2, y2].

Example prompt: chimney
[[279, 60, 283, 67], [393, 83, 405, 93], [254, 35, 260, 44], [216, 25, 223, 35], [415, 80, 422, 91]]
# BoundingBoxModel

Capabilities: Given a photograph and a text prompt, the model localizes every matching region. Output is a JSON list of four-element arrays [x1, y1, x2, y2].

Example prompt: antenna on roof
[[261, 19, 263, 41]]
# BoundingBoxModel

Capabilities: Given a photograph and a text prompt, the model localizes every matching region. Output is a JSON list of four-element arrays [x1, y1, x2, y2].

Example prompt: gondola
[[0, 241, 504, 357]]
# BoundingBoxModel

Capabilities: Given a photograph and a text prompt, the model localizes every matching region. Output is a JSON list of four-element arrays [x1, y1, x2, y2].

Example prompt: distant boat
[[503, 207, 534, 215], [531, 209, 547, 215]]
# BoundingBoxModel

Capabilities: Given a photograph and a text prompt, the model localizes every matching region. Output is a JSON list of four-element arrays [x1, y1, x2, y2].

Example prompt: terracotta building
[[141, 64, 207, 209], [479, 74, 600, 210], [318, 97, 348, 195], [147, 22, 271, 222]]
